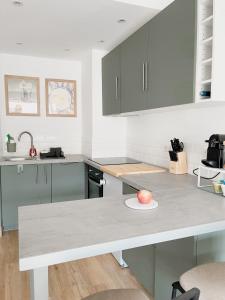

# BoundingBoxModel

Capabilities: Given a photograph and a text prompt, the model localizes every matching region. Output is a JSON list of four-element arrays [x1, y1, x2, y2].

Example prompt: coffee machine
[[202, 134, 225, 168]]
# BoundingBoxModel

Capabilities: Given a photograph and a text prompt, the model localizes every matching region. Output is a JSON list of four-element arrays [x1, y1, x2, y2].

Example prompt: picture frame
[[5, 75, 40, 116], [45, 78, 76, 117]]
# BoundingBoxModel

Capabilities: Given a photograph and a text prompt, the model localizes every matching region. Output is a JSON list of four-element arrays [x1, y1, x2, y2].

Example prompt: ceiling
[[0, 0, 174, 60]]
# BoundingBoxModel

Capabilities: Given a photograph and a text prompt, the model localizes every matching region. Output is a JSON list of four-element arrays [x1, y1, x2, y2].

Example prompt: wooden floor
[[0, 231, 146, 300]]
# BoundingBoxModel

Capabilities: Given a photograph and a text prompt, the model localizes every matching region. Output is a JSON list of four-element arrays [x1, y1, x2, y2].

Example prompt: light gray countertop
[[120, 172, 200, 194], [0, 154, 86, 166], [19, 171, 225, 271]]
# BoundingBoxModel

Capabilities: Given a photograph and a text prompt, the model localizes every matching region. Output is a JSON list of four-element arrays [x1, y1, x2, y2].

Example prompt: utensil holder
[[169, 151, 188, 175], [7, 142, 16, 153]]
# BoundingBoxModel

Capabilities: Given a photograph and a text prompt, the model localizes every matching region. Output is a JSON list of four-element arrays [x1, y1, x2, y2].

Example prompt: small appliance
[[40, 147, 65, 159], [201, 134, 225, 168]]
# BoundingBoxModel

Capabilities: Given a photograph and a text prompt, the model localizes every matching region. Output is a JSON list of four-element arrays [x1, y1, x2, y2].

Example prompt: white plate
[[125, 198, 158, 210]]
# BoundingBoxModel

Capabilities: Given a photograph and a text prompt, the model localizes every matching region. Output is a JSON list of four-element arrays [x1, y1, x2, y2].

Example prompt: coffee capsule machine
[[201, 134, 225, 168]]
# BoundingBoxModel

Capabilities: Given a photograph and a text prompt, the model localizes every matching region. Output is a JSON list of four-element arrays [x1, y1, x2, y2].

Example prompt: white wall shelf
[[201, 15, 213, 24], [202, 58, 212, 65], [201, 79, 212, 84], [195, 0, 214, 102], [202, 36, 213, 44]]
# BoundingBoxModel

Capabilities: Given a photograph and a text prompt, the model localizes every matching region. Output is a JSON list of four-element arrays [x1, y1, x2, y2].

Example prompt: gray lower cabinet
[[1, 164, 51, 230], [154, 238, 196, 300], [123, 246, 155, 295], [0, 174, 1, 230], [196, 231, 225, 265], [146, 0, 196, 109], [121, 24, 149, 113], [51, 162, 85, 202], [102, 47, 121, 115]]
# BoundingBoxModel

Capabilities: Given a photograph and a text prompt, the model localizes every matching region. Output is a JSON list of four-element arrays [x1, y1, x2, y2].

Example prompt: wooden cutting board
[[100, 163, 166, 177]]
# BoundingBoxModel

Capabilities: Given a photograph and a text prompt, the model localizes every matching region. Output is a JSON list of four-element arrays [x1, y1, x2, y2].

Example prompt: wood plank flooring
[[0, 231, 148, 300]]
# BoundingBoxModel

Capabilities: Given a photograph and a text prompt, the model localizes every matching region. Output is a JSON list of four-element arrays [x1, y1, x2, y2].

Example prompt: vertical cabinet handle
[[142, 63, 145, 91], [115, 76, 119, 100], [41, 165, 48, 184], [35, 165, 39, 184], [145, 62, 148, 91], [17, 164, 24, 175], [44, 165, 48, 184]]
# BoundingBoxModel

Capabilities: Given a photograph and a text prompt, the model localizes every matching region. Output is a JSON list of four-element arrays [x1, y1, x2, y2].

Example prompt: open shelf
[[201, 79, 212, 84], [196, 0, 214, 103], [202, 36, 213, 44], [201, 15, 213, 24], [202, 57, 212, 65]]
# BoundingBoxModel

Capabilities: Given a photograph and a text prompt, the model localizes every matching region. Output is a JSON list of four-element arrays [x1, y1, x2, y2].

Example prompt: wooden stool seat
[[180, 262, 225, 300], [82, 289, 150, 300]]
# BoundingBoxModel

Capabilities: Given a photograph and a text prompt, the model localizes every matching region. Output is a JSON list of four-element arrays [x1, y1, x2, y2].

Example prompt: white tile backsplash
[[126, 103, 225, 173]]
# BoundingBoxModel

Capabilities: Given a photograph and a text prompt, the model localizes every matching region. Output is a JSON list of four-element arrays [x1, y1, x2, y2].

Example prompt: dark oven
[[87, 165, 105, 198]]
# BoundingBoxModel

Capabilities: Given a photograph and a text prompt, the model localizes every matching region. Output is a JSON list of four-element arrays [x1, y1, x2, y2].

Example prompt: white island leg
[[30, 267, 48, 300]]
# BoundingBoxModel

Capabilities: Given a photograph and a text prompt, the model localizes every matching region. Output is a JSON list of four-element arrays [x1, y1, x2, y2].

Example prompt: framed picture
[[45, 78, 76, 117], [5, 75, 40, 116]]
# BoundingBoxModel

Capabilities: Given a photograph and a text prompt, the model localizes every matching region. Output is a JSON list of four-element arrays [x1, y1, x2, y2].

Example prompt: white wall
[[0, 53, 82, 156], [126, 103, 225, 173], [81, 49, 127, 158]]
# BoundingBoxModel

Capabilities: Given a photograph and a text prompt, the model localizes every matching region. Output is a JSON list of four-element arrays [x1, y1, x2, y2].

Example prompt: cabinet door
[[1, 164, 51, 230], [154, 238, 196, 300], [121, 24, 149, 113], [147, 0, 196, 109], [123, 246, 155, 295], [52, 163, 85, 202], [102, 46, 121, 115], [196, 231, 225, 265]]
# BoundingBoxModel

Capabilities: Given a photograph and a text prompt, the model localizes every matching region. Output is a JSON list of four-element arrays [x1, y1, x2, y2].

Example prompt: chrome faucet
[[18, 131, 37, 157]]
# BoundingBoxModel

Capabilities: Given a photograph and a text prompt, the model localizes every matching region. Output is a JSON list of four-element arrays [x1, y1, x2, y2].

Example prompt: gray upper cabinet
[[1, 164, 51, 230], [101, 0, 196, 114], [52, 162, 85, 203], [121, 24, 149, 113], [102, 47, 121, 115], [146, 0, 196, 109]]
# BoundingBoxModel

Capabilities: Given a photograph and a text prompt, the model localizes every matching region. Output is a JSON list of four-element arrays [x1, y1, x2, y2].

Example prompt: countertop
[[19, 171, 225, 271], [0, 154, 86, 166], [120, 172, 200, 194]]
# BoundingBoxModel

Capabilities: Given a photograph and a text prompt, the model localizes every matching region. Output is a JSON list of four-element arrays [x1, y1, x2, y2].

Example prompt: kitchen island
[[19, 171, 225, 300]]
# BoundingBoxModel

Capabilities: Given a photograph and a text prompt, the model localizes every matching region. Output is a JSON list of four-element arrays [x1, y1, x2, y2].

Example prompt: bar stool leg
[[171, 281, 185, 299]]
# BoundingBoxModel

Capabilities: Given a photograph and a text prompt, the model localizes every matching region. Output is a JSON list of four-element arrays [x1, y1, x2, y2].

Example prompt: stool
[[83, 287, 200, 300], [172, 262, 225, 300]]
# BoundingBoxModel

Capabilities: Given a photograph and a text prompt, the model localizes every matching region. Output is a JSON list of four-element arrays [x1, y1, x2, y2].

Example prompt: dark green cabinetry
[[52, 163, 85, 202], [1, 162, 85, 230], [102, 47, 121, 115], [121, 24, 149, 113], [146, 0, 196, 109], [1, 164, 51, 230], [102, 0, 196, 115]]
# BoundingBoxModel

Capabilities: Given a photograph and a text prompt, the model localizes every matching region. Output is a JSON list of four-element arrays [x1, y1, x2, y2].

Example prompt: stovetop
[[91, 157, 140, 166]]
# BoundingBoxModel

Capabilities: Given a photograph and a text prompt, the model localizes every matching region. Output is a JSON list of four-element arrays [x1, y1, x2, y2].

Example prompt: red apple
[[137, 190, 153, 204]]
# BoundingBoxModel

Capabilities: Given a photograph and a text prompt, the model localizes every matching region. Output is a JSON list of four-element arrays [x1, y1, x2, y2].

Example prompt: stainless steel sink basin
[[3, 156, 34, 162]]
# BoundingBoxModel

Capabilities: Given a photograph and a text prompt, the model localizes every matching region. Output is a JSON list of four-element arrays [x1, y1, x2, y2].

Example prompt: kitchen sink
[[3, 156, 35, 162]]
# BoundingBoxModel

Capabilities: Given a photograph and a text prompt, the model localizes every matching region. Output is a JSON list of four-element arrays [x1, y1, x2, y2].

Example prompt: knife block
[[169, 151, 188, 175]]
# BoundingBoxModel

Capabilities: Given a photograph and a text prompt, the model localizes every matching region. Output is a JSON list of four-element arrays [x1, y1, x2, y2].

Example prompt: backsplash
[[126, 103, 225, 174]]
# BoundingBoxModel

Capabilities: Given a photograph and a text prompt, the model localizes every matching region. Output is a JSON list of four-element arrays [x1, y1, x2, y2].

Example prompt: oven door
[[88, 167, 105, 198], [88, 177, 104, 198]]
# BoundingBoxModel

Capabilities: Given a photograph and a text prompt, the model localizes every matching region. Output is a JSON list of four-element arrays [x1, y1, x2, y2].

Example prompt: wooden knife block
[[169, 151, 188, 175]]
